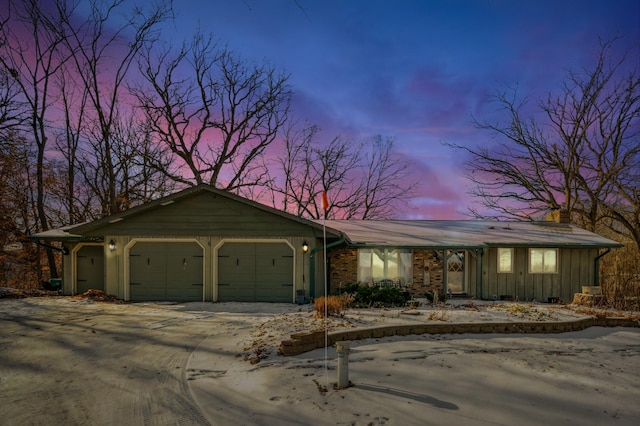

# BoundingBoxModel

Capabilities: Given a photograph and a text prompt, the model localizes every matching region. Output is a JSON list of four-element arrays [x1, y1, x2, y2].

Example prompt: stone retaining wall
[[279, 317, 639, 356]]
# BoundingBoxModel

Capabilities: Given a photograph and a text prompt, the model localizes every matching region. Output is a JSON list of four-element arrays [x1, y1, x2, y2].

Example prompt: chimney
[[558, 208, 570, 224]]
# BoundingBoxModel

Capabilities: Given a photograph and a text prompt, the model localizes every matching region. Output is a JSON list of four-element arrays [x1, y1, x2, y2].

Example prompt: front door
[[76, 245, 105, 294], [447, 250, 466, 294]]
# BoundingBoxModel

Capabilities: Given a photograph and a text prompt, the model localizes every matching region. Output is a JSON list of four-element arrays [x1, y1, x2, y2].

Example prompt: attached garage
[[129, 241, 204, 302], [218, 242, 294, 302], [34, 185, 336, 302], [76, 245, 105, 294]]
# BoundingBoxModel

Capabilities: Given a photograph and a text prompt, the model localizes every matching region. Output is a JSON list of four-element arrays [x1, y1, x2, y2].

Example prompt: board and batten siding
[[67, 191, 321, 302], [83, 193, 318, 238], [482, 247, 598, 303]]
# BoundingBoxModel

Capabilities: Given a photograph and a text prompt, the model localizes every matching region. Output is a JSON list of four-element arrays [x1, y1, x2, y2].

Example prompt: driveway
[[1, 297, 639, 426], [0, 297, 270, 425]]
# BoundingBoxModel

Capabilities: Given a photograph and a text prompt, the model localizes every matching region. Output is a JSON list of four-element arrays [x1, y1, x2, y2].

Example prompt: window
[[497, 248, 513, 273], [358, 248, 412, 284], [529, 248, 558, 273]]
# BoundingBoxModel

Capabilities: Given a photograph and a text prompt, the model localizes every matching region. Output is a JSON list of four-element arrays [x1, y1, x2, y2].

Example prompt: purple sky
[[168, 0, 638, 219]]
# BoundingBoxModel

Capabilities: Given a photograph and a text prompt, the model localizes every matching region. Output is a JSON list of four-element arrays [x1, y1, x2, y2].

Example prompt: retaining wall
[[279, 317, 639, 356]]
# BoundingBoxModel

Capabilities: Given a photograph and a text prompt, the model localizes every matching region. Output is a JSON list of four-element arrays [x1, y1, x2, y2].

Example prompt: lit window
[[358, 248, 412, 285], [529, 248, 558, 273], [497, 248, 513, 273]]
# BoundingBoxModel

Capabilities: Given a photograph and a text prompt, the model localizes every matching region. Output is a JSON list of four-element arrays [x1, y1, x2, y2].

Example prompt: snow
[[1, 296, 638, 425], [186, 300, 640, 425]]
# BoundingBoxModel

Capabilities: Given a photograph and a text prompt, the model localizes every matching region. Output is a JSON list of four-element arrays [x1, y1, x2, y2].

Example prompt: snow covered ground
[[1, 296, 638, 425], [188, 300, 640, 425]]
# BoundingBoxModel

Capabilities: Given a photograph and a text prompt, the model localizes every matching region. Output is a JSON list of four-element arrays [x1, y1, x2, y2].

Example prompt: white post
[[336, 341, 351, 389]]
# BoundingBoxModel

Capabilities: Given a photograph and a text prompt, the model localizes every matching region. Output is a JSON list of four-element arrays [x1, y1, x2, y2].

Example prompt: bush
[[335, 283, 410, 308], [314, 294, 354, 318]]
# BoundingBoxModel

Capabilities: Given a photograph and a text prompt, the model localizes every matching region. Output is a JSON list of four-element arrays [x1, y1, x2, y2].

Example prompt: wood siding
[[61, 191, 319, 302], [481, 247, 598, 302], [83, 192, 318, 237]]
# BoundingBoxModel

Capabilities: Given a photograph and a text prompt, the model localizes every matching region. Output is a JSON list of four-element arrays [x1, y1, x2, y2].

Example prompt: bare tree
[[0, 0, 71, 278], [55, 0, 172, 215], [52, 64, 89, 224], [0, 67, 26, 134], [605, 156, 640, 247], [0, 132, 50, 287], [355, 135, 419, 219], [134, 31, 292, 191], [68, 109, 175, 219], [275, 124, 357, 218], [273, 123, 418, 219], [451, 39, 640, 249], [112, 118, 177, 207]]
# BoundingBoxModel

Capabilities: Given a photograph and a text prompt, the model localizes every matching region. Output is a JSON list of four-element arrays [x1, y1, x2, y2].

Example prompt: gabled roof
[[320, 219, 623, 249], [32, 185, 342, 240], [30, 184, 623, 249]]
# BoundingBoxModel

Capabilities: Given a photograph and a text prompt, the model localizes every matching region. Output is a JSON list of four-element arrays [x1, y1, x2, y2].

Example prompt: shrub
[[314, 294, 354, 318], [335, 283, 410, 308]]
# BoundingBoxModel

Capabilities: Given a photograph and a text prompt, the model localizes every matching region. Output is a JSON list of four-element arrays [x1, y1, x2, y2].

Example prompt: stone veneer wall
[[407, 249, 444, 296], [329, 248, 446, 297], [279, 317, 639, 356]]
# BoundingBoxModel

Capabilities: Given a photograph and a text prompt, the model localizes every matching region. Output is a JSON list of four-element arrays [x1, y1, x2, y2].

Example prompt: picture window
[[357, 248, 412, 285]]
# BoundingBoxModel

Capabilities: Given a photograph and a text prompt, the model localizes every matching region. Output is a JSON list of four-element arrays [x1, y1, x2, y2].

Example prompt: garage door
[[218, 242, 293, 302], [76, 245, 105, 293], [129, 242, 203, 302]]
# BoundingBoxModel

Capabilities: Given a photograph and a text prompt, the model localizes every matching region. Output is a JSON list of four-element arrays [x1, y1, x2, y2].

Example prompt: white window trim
[[497, 247, 513, 273], [357, 248, 412, 284], [528, 248, 558, 274]]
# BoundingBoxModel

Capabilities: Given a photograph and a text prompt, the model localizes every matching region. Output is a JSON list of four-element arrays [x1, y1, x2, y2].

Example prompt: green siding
[[85, 193, 316, 237], [481, 247, 598, 302]]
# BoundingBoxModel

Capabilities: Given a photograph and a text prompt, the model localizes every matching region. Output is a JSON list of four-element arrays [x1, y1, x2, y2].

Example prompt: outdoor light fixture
[[108, 240, 116, 252], [302, 241, 309, 253]]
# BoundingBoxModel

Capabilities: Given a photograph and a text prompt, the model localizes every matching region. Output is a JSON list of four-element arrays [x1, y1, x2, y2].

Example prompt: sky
[[131, 1, 640, 218]]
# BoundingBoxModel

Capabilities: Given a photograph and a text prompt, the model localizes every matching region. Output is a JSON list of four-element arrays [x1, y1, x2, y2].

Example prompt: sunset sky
[[117, 1, 640, 218]]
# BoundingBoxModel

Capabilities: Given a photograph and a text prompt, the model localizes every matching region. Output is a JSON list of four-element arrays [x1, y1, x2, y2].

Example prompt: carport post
[[309, 234, 346, 299]]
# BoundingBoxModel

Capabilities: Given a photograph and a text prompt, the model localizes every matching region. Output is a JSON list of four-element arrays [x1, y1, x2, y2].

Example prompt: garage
[[76, 245, 105, 294], [218, 242, 293, 302], [35, 186, 332, 301], [129, 241, 203, 302]]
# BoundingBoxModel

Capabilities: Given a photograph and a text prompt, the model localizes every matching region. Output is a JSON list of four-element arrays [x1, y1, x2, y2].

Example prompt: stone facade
[[280, 317, 639, 356], [328, 248, 358, 293], [407, 249, 444, 296], [328, 247, 446, 297]]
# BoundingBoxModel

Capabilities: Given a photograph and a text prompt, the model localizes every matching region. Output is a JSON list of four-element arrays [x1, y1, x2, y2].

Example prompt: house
[[31, 184, 622, 303], [320, 219, 622, 303]]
